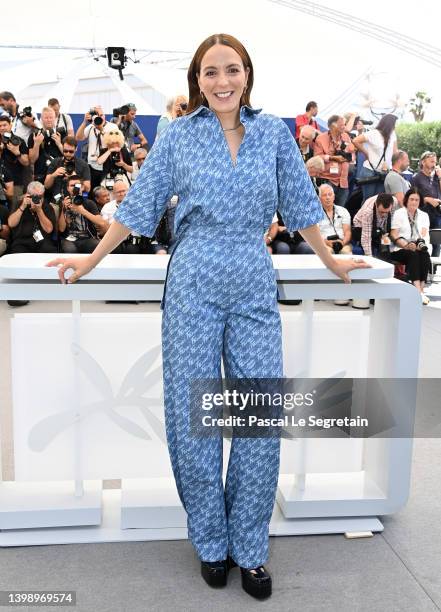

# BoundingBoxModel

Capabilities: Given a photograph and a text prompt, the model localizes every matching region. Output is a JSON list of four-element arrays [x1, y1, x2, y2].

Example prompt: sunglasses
[[108, 131, 120, 136], [63, 149, 75, 154]]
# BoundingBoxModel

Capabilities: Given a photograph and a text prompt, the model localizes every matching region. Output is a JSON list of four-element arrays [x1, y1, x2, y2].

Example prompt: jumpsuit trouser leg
[[161, 268, 283, 568]]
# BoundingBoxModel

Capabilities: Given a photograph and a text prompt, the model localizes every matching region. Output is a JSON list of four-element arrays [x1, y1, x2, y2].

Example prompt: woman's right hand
[[45, 255, 96, 284]]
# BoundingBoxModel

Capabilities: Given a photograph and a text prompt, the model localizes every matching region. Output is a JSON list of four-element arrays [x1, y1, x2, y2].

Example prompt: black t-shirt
[[0, 137, 28, 185], [100, 147, 132, 176], [0, 203, 10, 226], [28, 132, 63, 181], [0, 164, 13, 203], [10, 201, 56, 241], [46, 157, 92, 198], [61, 197, 99, 239], [412, 171, 441, 227]]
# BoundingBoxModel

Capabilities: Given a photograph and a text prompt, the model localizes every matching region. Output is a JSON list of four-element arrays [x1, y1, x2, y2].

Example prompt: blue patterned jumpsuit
[[114, 105, 323, 568]]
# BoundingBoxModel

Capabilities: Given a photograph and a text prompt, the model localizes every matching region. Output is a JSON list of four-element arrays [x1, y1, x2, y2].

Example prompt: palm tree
[[408, 91, 431, 122]]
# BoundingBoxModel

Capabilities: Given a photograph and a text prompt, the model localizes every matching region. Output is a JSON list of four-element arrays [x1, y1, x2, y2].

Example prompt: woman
[[97, 128, 132, 190], [353, 113, 398, 201], [390, 187, 431, 304], [47, 34, 369, 599]]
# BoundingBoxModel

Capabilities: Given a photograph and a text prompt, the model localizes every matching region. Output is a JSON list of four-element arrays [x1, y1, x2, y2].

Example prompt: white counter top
[[0, 253, 393, 282]]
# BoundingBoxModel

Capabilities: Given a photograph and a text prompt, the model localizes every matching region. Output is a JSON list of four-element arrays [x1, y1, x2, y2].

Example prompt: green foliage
[[396, 121, 441, 165]]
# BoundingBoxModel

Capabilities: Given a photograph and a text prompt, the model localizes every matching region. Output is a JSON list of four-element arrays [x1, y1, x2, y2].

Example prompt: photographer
[[100, 180, 151, 253], [411, 152, 441, 255], [75, 106, 115, 189], [294, 184, 352, 255], [0, 200, 10, 256], [0, 161, 14, 207], [353, 193, 399, 258], [7, 181, 56, 253], [353, 114, 398, 201], [0, 115, 29, 208], [28, 107, 63, 183], [155, 95, 188, 140], [111, 103, 148, 153], [97, 129, 132, 190], [58, 176, 106, 253], [390, 188, 431, 304], [44, 136, 91, 200], [295, 125, 315, 163], [48, 98, 74, 139], [91, 186, 111, 211], [0, 92, 39, 141], [314, 115, 354, 207], [131, 147, 147, 181]]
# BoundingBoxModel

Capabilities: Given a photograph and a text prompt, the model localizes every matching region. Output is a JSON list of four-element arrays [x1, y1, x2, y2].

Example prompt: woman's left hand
[[328, 257, 372, 283]]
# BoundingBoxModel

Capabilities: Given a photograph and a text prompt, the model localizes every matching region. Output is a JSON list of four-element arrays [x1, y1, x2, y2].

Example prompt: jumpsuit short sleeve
[[113, 125, 174, 237], [276, 121, 324, 232]]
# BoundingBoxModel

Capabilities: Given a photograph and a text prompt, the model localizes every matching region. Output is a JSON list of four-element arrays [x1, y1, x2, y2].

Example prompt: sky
[[0, 0, 439, 121]]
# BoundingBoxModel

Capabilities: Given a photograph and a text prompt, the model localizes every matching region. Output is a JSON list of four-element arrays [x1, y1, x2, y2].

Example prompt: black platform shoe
[[200, 560, 228, 588], [240, 565, 272, 599]]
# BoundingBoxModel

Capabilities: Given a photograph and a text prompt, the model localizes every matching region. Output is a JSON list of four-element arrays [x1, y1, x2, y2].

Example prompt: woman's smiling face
[[197, 44, 249, 116]]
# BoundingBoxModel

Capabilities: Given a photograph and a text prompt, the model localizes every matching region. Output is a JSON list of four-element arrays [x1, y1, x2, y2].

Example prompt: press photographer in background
[[294, 183, 352, 255], [97, 128, 132, 191], [390, 188, 431, 305], [353, 113, 398, 201], [48, 98, 74, 139], [28, 107, 63, 183], [7, 181, 56, 254], [0, 92, 39, 141], [411, 152, 441, 255], [100, 179, 151, 254], [45, 136, 91, 209], [156, 95, 188, 140], [75, 106, 115, 189], [314, 115, 354, 207], [0, 161, 14, 208], [0, 115, 29, 208], [111, 103, 148, 153], [131, 147, 147, 181], [58, 175, 106, 254], [353, 193, 399, 259]]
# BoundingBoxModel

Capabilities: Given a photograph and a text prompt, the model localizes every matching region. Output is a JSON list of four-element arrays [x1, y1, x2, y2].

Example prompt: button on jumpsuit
[[114, 105, 323, 568]]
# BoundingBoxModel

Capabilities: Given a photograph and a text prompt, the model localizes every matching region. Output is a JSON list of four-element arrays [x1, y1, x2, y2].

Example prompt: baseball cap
[[126, 103, 137, 110]]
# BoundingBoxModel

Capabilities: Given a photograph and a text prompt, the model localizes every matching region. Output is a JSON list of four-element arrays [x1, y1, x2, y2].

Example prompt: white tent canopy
[[0, 0, 440, 121]]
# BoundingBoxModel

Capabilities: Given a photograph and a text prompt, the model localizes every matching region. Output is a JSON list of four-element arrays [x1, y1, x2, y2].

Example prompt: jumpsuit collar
[[187, 104, 262, 124]]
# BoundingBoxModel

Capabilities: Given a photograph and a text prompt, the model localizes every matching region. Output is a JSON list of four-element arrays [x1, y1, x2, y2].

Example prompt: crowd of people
[[0, 91, 439, 306]]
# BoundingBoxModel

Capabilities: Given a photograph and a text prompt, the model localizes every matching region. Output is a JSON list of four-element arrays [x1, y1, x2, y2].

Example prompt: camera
[[38, 128, 55, 142], [64, 160, 75, 175], [2, 131, 20, 146], [327, 234, 343, 254], [335, 141, 352, 162], [31, 194, 42, 205], [89, 109, 103, 127], [414, 238, 428, 252], [71, 183, 84, 205], [373, 228, 391, 254], [113, 105, 130, 117], [110, 151, 120, 164], [18, 106, 33, 121], [43, 128, 55, 139]]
